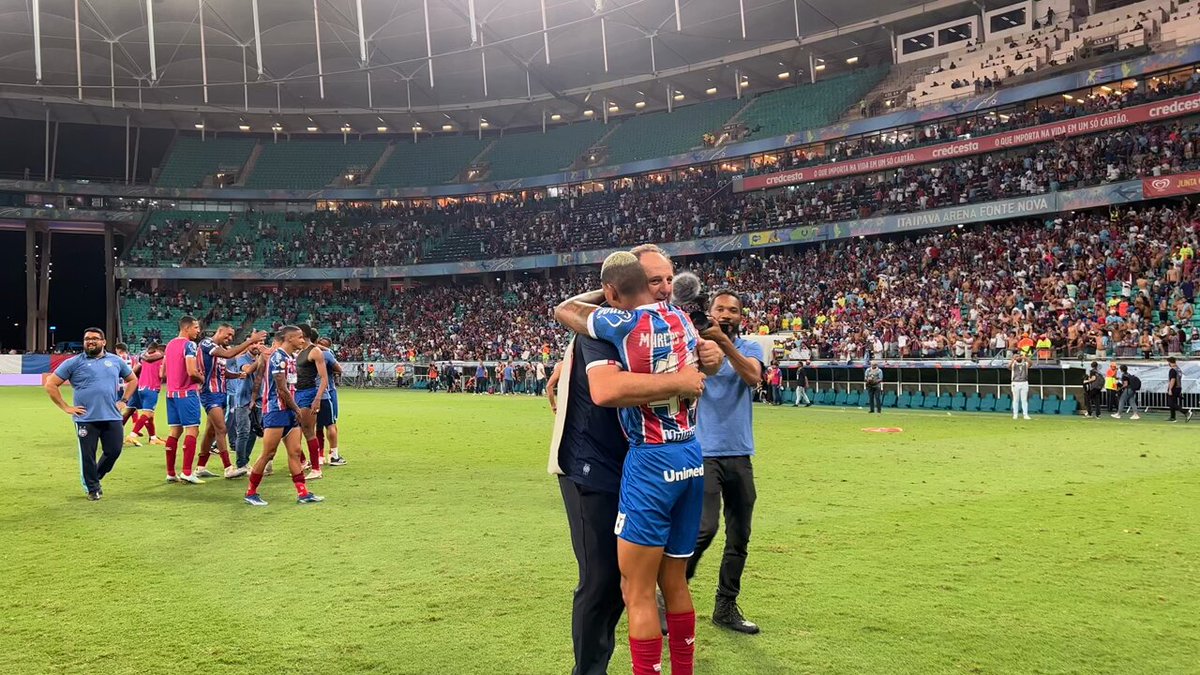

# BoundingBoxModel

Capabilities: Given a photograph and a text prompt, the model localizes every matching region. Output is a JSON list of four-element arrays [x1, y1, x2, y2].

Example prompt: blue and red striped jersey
[[586, 302, 700, 446], [198, 337, 227, 395], [260, 348, 296, 413]]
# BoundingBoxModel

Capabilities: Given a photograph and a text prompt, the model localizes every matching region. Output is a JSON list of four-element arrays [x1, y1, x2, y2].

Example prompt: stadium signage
[[1141, 170, 1200, 198], [736, 92, 1200, 192]]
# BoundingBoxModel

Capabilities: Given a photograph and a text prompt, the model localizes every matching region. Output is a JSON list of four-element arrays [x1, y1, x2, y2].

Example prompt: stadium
[[1, 0, 1198, 672]]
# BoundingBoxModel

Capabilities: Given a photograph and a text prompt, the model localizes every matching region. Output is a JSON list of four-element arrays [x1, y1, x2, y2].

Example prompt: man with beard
[[685, 290, 765, 634], [44, 328, 137, 500]]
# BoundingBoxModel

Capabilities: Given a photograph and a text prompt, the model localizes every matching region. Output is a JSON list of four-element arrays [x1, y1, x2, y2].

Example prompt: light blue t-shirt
[[53, 352, 133, 423], [697, 338, 763, 458]]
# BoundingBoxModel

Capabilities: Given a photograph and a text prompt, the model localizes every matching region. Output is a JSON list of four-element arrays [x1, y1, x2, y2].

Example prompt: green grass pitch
[[2, 387, 1198, 674]]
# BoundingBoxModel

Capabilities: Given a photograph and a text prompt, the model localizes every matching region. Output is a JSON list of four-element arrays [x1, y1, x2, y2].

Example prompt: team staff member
[[44, 328, 137, 501], [228, 347, 262, 472], [1166, 357, 1190, 422], [548, 244, 718, 675], [687, 291, 765, 634]]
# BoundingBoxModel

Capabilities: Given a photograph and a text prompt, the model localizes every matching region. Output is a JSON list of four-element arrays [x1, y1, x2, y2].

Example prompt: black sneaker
[[328, 456, 347, 467], [712, 598, 760, 635], [656, 589, 668, 636], [1187, 411, 1194, 423], [87, 490, 101, 501]]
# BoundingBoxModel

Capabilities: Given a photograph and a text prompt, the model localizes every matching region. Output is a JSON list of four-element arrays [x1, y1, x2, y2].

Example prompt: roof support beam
[[198, 0, 209, 102], [74, 0, 83, 99], [423, 0, 434, 87], [145, 0, 157, 82], [251, 0, 264, 77], [32, 0, 43, 83], [313, 0, 325, 98], [355, 0, 368, 65]]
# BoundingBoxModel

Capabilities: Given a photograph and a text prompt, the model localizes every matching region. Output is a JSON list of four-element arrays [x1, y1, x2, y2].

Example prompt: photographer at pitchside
[[684, 282, 765, 634]]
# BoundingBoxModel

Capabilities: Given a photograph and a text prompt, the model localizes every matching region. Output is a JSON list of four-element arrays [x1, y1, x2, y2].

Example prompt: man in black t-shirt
[[1112, 365, 1141, 420], [1165, 357, 1190, 423]]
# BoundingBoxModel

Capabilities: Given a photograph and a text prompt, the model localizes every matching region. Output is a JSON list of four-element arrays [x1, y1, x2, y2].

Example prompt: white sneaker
[[178, 473, 206, 485], [166, 474, 180, 483], [194, 467, 218, 478], [224, 466, 248, 479], [305, 469, 323, 480], [1130, 414, 1141, 420], [264, 463, 274, 476], [125, 433, 141, 447], [1023, 415, 1032, 420], [1012, 415, 1018, 419], [1111, 413, 1121, 419]]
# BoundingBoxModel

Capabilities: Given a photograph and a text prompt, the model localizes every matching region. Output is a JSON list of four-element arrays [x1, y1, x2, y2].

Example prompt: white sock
[[331, 447, 340, 458]]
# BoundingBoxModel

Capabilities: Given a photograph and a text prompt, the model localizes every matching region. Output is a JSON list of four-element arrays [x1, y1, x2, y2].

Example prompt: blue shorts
[[262, 410, 298, 432], [615, 438, 705, 557], [137, 389, 160, 411], [127, 389, 142, 410], [201, 392, 227, 412], [166, 392, 201, 427], [295, 387, 319, 409], [328, 389, 339, 423]]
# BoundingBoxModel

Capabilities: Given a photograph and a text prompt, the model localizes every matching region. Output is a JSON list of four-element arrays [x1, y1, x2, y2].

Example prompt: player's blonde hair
[[601, 251, 648, 298]]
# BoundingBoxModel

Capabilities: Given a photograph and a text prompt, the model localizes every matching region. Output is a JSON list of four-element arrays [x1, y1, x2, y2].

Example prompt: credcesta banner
[[737, 92, 1200, 192], [1142, 170, 1200, 198]]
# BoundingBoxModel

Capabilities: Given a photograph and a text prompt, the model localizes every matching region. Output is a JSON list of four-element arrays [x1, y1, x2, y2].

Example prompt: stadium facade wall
[[3, 45, 1199, 204], [116, 177, 1159, 280]]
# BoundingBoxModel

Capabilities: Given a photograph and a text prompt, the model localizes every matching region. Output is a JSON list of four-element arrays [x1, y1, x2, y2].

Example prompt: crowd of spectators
[[120, 200, 1200, 364]]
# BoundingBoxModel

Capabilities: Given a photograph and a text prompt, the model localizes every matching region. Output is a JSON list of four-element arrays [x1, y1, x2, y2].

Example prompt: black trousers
[[558, 475, 624, 675], [76, 420, 124, 493], [867, 388, 883, 413], [1167, 390, 1182, 420], [686, 456, 756, 601], [1086, 389, 1101, 417]]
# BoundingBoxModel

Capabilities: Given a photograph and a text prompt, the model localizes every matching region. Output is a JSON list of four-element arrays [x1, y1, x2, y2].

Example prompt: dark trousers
[[686, 456, 756, 601], [558, 476, 624, 675], [230, 405, 256, 468], [1167, 390, 1182, 420], [867, 387, 883, 413], [1086, 389, 1101, 417], [75, 420, 124, 492], [1107, 390, 1118, 413]]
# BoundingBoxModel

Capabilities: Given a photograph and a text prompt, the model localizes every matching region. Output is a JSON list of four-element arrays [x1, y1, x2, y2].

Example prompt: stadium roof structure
[[0, 0, 984, 133]]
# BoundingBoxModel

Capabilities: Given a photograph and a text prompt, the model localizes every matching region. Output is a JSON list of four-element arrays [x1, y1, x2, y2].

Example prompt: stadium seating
[[965, 393, 981, 412], [923, 393, 940, 410], [1041, 394, 1061, 415], [951, 392, 966, 411], [483, 122, 608, 180], [245, 140, 388, 189], [603, 98, 745, 165], [739, 67, 888, 139], [1028, 393, 1044, 415], [882, 391, 897, 408], [1059, 397, 1080, 416], [937, 393, 953, 410], [155, 137, 257, 188], [909, 392, 925, 409], [834, 390, 848, 406], [372, 136, 489, 187], [896, 392, 912, 409], [995, 394, 1012, 413]]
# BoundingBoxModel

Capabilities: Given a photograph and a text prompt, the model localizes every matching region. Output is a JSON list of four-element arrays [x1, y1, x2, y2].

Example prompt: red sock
[[247, 471, 263, 496], [629, 636, 663, 675], [292, 472, 308, 497], [182, 436, 197, 476], [164, 437, 178, 477], [131, 416, 146, 435], [147, 418, 156, 437], [317, 435, 326, 461], [217, 449, 232, 469], [306, 437, 320, 469], [197, 449, 210, 468], [666, 611, 696, 675]]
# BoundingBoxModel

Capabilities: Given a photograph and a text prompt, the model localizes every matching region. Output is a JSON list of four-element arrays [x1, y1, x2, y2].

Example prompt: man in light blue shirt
[[44, 327, 137, 500], [227, 349, 259, 472], [688, 290, 764, 635]]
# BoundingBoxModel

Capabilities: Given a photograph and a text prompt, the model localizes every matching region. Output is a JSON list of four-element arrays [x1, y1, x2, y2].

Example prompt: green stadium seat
[[373, 136, 489, 187], [246, 140, 388, 189], [896, 392, 911, 409], [1041, 395, 1060, 415], [909, 392, 924, 409], [155, 137, 257, 188], [979, 393, 996, 412], [780, 388, 794, 404], [996, 395, 1012, 412], [1059, 397, 1079, 415], [604, 98, 745, 165], [882, 391, 897, 408], [951, 393, 966, 411], [1028, 394, 1043, 414], [484, 122, 608, 180], [834, 391, 848, 406], [937, 393, 953, 409], [845, 390, 862, 406], [738, 67, 889, 139], [965, 393, 981, 412], [813, 390, 831, 405], [923, 393, 940, 409]]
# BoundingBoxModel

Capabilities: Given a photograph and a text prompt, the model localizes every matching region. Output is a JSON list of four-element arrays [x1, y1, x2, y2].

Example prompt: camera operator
[[865, 362, 884, 414], [687, 288, 764, 634]]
